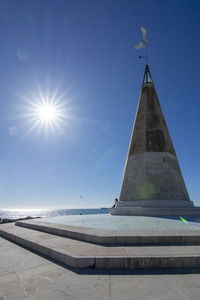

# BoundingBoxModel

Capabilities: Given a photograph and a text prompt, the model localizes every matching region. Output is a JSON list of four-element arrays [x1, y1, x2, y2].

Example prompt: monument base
[[109, 206, 200, 216]]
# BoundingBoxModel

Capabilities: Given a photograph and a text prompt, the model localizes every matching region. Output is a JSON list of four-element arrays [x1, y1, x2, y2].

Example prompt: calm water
[[0, 208, 109, 221]]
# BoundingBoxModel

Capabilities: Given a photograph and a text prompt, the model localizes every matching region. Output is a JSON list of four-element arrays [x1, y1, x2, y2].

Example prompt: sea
[[0, 208, 109, 221]]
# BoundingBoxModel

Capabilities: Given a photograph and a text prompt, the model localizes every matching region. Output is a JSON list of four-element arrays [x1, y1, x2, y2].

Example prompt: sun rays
[[15, 81, 76, 141], [12, 77, 101, 143]]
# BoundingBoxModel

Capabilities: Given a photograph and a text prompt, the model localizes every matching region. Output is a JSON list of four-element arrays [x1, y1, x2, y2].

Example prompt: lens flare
[[179, 216, 188, 223]]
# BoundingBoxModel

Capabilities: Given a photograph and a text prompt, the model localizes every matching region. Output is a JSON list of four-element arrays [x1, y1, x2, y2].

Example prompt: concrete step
[[15, 219, 200, 246], [1, 223, 200, 269]]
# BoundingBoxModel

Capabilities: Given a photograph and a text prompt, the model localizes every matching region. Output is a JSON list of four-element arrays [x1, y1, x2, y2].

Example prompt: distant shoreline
[[0, 216, 40, 224]]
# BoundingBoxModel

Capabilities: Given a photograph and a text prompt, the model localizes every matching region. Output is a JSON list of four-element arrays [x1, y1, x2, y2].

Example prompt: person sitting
[[114, 198, 118, 207]]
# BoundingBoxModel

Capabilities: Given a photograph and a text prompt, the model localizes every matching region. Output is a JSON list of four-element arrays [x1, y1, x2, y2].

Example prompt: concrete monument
[[110, 64, 200, 216]]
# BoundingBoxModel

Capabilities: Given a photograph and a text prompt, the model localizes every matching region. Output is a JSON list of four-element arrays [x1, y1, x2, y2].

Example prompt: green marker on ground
[[179, 216, 188, 223]]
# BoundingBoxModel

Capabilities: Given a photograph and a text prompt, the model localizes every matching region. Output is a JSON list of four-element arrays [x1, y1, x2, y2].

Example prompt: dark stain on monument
[[146, 129, 166, 152]]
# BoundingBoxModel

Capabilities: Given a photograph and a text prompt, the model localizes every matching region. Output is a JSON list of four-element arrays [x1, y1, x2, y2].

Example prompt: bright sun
[[18, 85, 76, 138], [38, 104, 57, 122]]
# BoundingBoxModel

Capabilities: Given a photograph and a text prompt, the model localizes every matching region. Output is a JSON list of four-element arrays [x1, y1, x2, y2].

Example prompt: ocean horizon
[[0, 208, 109, 221]]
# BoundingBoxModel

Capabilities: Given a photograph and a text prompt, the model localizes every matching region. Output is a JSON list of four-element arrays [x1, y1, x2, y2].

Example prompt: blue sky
[[0, 0, 199, 209]]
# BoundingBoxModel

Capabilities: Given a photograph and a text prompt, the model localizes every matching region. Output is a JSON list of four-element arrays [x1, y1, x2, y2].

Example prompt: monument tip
[[142, 64, 153, 85]]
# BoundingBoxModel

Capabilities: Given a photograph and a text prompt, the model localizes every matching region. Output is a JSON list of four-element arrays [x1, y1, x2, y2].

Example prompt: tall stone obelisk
[[110, 65, 200, 216]]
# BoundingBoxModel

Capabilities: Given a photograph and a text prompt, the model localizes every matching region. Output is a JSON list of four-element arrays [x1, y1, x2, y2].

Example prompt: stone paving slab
[[1, 223, 200, 269], [16, 219, 200, 245], [2, 237, 200, 300]]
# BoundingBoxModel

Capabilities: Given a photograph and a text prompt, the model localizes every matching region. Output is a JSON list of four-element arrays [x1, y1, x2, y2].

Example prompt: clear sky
[[0, 0, 199, 209]]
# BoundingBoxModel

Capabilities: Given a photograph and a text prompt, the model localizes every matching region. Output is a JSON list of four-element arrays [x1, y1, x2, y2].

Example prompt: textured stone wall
[[118, 82, 192, 208], [129, 84, 176, 155]]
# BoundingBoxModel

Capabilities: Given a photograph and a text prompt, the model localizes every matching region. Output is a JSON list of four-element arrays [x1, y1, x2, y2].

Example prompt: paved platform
[[16, 219, 200, 245], [38, 214, 200, 231], [1, 236, 200, 300], [2, 222, 200, 269]]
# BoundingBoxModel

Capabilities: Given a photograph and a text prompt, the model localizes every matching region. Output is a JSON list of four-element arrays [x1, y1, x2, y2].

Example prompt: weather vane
[[134, 26, 154, 65]]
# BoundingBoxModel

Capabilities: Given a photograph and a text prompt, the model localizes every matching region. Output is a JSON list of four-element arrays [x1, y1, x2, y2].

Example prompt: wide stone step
[[1, 223, 200, 269], [15, 219, 200, 246]]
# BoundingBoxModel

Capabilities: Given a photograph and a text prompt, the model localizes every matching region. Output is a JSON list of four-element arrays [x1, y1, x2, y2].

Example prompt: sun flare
[[31, 99, 65, 132], [19, 93, 72, 138], [37, 104, 57, 123], [17, 80, 79, 140]]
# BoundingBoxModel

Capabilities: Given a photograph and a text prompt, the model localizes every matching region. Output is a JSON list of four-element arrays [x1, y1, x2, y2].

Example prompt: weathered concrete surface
[[111, 70, 200, 216], [128, 83, 176, 155], [2, 223, 200, 269], [119, 152, 193, 204], [110, 206, 200, 216], [15, 219, 200, 246], [1, 237, 200, 300], [118, 83, 190, 205]]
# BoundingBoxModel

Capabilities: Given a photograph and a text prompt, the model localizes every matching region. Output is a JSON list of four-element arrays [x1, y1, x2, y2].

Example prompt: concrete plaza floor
[[1, 237, 200, 300], [39, 214, 200, 231]]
